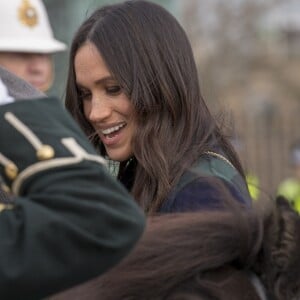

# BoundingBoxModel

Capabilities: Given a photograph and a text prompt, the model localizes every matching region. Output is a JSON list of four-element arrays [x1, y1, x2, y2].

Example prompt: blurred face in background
[[0, 51, 53, 92]]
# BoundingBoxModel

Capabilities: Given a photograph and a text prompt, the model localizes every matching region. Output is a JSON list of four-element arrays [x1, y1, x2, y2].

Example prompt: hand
[[0, 79, 14, 105]]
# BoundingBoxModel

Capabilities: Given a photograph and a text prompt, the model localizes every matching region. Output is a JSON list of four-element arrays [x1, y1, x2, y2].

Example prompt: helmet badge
[[18, 0, 38, 28]]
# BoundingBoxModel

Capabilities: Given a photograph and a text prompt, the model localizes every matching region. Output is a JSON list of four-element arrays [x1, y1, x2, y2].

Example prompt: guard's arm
[[0, 97, 145, 300]]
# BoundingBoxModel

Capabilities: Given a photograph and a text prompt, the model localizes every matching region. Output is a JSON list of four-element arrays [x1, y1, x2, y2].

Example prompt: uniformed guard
[[0, 0, 67, 92], [0, 67, 145, 299]]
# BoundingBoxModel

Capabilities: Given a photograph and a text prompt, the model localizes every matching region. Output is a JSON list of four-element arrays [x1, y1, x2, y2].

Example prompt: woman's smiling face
[[75, 42, 135, 162]]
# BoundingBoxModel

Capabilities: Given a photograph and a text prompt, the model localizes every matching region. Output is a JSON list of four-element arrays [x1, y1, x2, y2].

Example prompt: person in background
[[65, 0, 252, 215], [277, 140, 300, 213], [0, 66, 145, 300], [0, 0, 66, 92]]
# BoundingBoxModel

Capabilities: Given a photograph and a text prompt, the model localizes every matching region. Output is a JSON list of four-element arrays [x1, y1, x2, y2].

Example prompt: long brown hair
[[65, 0, 245, 212]]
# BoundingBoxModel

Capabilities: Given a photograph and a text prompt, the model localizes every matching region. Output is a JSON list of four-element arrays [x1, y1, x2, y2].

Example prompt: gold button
[[36, 145, 55, 160], [5, 163, 18, 180]]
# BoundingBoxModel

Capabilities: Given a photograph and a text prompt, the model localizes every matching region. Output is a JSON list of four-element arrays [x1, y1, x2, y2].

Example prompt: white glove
[[0, 79, 15, 105]]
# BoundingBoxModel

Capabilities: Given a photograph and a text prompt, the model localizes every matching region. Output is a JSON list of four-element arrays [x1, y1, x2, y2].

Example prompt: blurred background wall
[[44, 0, 300, 199], [178, 0, 300, 199]]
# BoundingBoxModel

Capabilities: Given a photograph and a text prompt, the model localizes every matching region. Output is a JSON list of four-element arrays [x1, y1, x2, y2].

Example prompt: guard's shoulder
[[0, 98, 106, 197]]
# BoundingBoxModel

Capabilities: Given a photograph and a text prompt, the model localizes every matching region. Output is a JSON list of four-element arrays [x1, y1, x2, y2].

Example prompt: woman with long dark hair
[[65, 0, 251, 213]]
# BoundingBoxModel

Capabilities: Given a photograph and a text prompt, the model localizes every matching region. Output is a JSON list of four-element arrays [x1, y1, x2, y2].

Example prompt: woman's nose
[[87, 100, 112, 123]]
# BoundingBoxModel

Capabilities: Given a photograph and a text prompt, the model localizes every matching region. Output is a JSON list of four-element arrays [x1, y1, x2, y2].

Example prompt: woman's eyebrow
[[76, 76, 116, 88], [95, 76, 115, 85]]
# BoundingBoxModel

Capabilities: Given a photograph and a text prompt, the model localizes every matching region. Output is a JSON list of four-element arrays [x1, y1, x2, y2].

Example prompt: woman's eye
[[78, 89, 91, 100], [106, 85, 121, 95]]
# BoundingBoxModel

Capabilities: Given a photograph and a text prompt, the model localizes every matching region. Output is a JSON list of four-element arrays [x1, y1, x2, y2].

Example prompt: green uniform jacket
[[0, 97, 145, 299]]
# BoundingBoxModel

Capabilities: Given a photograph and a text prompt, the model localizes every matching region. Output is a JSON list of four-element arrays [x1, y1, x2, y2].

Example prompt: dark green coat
[[0, 97, 145, 299]]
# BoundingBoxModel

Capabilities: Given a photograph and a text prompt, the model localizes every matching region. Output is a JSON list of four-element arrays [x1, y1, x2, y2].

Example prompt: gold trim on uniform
[[5, 162, 19, 180], [61, 138, 107, 165], [18, 0, 39, 28], [5, 112, 56, 160], [12, 139, 106, 195], [13, 156, 82, 195], [0, 152, 19, 180], [0, 203, 14, 212], [36, 145, 55, 161]]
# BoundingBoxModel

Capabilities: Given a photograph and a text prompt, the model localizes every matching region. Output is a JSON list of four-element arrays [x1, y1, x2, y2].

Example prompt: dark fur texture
[[50, 197, 300, 300], [254, 196, 300, 300]]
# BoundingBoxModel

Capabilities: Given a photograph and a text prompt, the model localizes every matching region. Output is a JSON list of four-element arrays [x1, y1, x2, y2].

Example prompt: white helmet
[[0, 0, 66, 54]]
